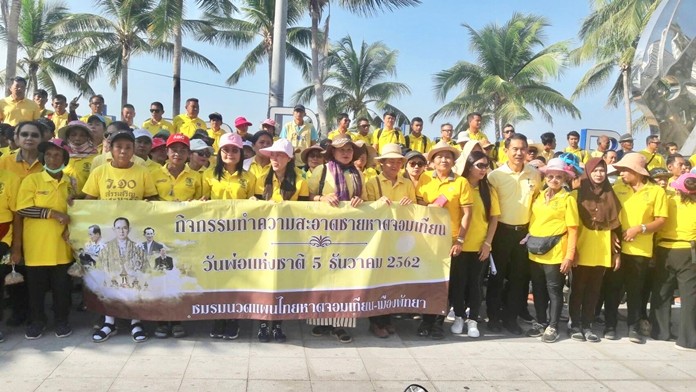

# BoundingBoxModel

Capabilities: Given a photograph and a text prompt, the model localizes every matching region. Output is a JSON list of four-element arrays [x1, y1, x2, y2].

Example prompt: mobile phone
[[433, 194, 448, 207]]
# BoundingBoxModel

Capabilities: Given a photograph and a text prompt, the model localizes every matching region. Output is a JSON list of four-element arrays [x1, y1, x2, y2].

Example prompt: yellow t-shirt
[[327, 129, 351, 140], [82, 163, 157, 200], [462, 185, 500, 252], [689, 154, 696, 168], [0, 97, 41, 125], [142, 118, 174, 135], [16, 171, 73, 266], [372, 128, 405, 154], [487, 163, 542, 225], [202, 168, 256, 200], [172, 114, 207, 138], [405, 134, 433, 154], [416, 171, 474, 239], [63, 154, 96, 198], [497, 143, 508, 164], [90, 152, 146, 172], [361, 167, 378, 184], [658, 192, 696, 249], [528, 189, 579, 264], [50, 111, 69, 132], [258, 168, 309, 202], [563, 147, 589, 164], [576, 227, 612, 267], [466, 129, 489, 142], [350, 132, 372, 145], [207, 128, 226, 152], [308, 164, 367, 200], [248, 159, 271, 196], [365, 173, 416, 203], [539, 149, 554, 163], [0, 151, 43, 180], [639, 149, 666, 171], [152, 165, 202, 201], [143, 158, 162, 173], [0, 169, 20, 245], [591, 150, 606, 158], [613, 180, 668, 257], [79, 114, 112, 126]]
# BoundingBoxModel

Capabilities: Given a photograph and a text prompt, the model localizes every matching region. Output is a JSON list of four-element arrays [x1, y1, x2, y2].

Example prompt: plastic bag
[[4, 264, 24, 285], [67, 262, 85, 278]]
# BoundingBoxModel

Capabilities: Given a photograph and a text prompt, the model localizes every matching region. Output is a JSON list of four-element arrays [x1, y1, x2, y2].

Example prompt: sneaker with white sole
[[451, 317, 465, 334], [466, 319, 480, 338], [542, 326, 559, 343], [446, 308, 455, 322]]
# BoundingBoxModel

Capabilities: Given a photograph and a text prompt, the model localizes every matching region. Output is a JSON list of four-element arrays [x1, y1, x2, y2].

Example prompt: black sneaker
[[503, 320, 523, 335], [258, 323, 270, 343], [487, 319, 502, 333], [272, 324, 287, 343], [55, 323, 73, 338], [224, 320, 239, 340], [430, 323, 445, 340], [416, 321, 432, 337], [604, 327, 618, 340], [518, 309, 535, 324], [628, 327, 644, 344], [25, 324, 45, 340], [311, 325, 332, 337], [210, 320, 225, 339], [154, 323, 170, 339], [526, 322, 547, 338]]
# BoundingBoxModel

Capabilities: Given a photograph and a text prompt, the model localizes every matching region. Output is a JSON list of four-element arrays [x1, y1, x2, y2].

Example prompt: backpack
[[405, 134, 429, 153]]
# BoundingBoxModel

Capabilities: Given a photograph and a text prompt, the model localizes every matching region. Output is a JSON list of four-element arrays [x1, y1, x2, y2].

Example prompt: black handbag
[[526, 233, 565, 255]]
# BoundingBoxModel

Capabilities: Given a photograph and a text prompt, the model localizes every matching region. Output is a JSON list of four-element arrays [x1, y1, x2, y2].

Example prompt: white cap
[[259, 139, 294, 159], [456, 132, 470, 144], [133, 129, 152, 140], [190, 139, 213, 153]]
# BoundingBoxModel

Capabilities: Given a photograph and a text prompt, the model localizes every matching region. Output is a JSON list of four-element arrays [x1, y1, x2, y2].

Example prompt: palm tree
[[570, 0, 659, 135], [199, 0, 311, 107], [293, 35, 410, 125], [1, 0, 21, 94], [149, 0, 234, 115], [431, 13, 581, 139], [0, 0, 93, 96], [307, 0, 421, 133]]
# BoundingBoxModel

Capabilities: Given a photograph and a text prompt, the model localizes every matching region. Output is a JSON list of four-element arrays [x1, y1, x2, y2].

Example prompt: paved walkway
[[0, 309, 694, 392]]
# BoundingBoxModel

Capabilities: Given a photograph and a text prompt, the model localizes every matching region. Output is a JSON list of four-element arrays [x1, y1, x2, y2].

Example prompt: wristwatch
[[640, 224, 647, 234], [456, 237, 464, 244]]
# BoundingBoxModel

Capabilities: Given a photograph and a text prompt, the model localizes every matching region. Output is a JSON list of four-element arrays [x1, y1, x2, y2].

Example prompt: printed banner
[[68, 200, 452, 321]]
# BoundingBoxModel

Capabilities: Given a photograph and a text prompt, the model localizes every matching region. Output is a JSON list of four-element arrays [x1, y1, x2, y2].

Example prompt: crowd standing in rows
[[0, 75, 695, 351]]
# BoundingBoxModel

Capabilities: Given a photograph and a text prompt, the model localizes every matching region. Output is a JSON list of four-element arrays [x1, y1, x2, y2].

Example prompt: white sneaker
[[451, 317, 465, 334], [446, 307, 455, 322], [467, 319, 480, 338]]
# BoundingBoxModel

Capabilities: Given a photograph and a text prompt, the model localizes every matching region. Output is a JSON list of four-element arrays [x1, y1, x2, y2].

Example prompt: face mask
[[44, 164, 65, 174]]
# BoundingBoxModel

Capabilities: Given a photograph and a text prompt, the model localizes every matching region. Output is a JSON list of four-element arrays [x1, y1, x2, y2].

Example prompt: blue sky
[[2, 0, 638, 149]]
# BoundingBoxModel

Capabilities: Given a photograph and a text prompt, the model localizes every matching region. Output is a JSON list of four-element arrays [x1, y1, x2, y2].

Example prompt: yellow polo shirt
[[79, 114, 112, 126], [16, 171, 72, 266], [539, 149, 554, 163], [83, 163, 157, 200], [63, 154, 96, 198], [466, 129, 489, 142], [50, 112, 69, 131], [142, 118, 174, 135], [365, 173, 416, 203], [577, 227, 612, 268], [591, 150, 606, 158], [528, 189, 579, 264], [327, 129, 351, 140], [0, 169, 20, 245], [372, 128, 405, 154], [462, 185, 500, 252], [0, 97, 41, 125], [248, 159, 271, 196], [658, 192, 696, 249], [497, 143, 508, 164], [152, 165, 202, 201], [613, 180, 668, 257], [143, 158, 162, 173], [172, 114, 207, 138], [639, 149, 666, 171], [416, 171, 473, 239], [689, 154, 695, 168], [563, 147, 589, 164], [0, 151, 43, 180], [90, 152, 146, 172], [202, 168, 256, 200], [308, 164, 367, 199], [361, 167, 378, 184], [487, 163, 542, 225], [207, 128, 226, 152], [351, 132, 372, 145], [405, 134, 433, 154], [258, 168, 309, 202]]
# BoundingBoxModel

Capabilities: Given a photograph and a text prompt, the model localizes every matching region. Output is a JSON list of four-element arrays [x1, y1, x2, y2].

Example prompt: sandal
[[130, 322, 148, 343], [92, 322, 116, 343], [332, 328, 352, 344]]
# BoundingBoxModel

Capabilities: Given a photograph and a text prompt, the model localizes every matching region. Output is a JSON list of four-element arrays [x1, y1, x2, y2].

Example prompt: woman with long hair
[[570, 158, 621, 343], [651, 173, 696, 350], [450, 150, 499, 338]]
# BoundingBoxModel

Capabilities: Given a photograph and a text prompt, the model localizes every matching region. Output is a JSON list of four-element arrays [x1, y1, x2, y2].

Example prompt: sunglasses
[[546, 174, 565, 181], [503, 130, 514, 134], [473, 163, 488, 170], [194, 151, 211, 157], [150, 109, 161, 113], [408, 161, 426, 168], [359, 124, 370, 128], [90, 101, 103, 105], [19, 132, 41, 138]]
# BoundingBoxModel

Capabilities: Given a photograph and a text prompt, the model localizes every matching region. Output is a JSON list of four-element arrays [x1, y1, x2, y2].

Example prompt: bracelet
[[640, 224, 647, 234], [456, 237, 464, 244], [483, 241, 492, 248]]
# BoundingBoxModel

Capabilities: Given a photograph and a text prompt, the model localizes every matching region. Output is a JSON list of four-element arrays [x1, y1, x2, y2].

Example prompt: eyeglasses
[[19, 132, 41, 138], [150, 109, 161, 113], [194, 151, 211, 158], [359, 124, 370, 128], [89, 101, 103, 105], [473, 163, 488, 170], [442, 129, 453, 133], [408, 161, 426, 168], [546, 174, 565, 181], [503, 130, 514, 134]]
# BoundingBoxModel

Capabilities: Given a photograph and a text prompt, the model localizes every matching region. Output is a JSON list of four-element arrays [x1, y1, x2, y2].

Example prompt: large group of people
[[0, 75, 695, 352]]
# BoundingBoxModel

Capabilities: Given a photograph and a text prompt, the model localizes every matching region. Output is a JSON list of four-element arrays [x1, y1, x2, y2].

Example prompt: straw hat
[[454, 139, 484, 175], [540, 158, 576, 178], [428, 140, 461, 162], [612, 152, 649, 177], [301, 145, 324, 164], [374, 143, 406, 162], [57, 121, 93, 142], [353, 139, 377, 167], [527, 139, 545, 152]]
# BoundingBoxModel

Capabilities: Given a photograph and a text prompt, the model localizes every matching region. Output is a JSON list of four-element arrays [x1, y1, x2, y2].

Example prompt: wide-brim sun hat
[[57, 121, 93, 142], [456, 132, 470, 145], [353, 140, 377, 167], [325, 135, 359, 162], [374, 143, 406, 162], [428, 140, 461, 162], [219, 132, 244, 149], [619, 133, 634, 143], [527, 139, 545, 152], [558, 152, 585, 175], [671, 172, 696, 194], [301, 145, 324, 164], [259, 138, 294, 159], [612, 152, 649, 177], [540, 157, 576, 178]]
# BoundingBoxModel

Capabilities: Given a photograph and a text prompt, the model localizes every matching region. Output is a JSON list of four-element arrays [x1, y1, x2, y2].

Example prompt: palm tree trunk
[[621, 64, 633, 135], [172, 19, 183, 116], [310, 2, 328, 135], [3, 0, 21, 95], [29, 64, 39, 95], [121, 46, 129, 108]]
